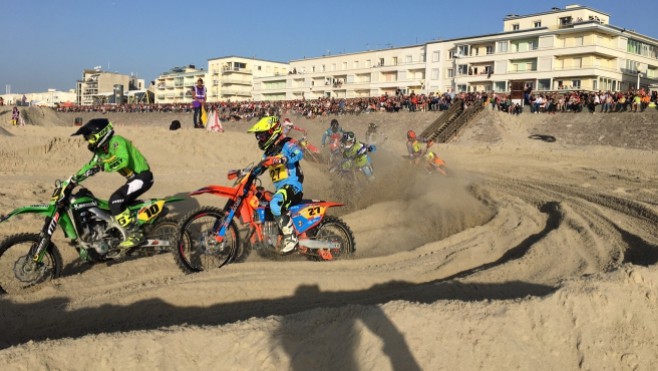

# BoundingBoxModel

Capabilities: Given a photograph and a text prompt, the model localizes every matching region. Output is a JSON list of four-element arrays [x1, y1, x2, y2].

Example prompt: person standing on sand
[[11, 106, 19, 126], [191, 78, 206, 128]]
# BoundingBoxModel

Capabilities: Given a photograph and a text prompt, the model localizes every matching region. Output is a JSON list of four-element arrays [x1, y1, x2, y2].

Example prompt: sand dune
[[0, 106, 657, 370]]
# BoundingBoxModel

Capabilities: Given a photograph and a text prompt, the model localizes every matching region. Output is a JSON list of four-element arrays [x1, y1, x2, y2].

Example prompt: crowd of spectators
[[50, 88, 657, 121], [489, 89, 658, 115]]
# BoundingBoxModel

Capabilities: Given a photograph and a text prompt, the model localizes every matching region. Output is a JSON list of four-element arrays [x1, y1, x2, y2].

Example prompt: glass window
[[432, 51, 440, 62], [534, 21, 542, 28], [512, 24, 520, 30], [431, 69, 440, 79], [497, 41, 508, 53]]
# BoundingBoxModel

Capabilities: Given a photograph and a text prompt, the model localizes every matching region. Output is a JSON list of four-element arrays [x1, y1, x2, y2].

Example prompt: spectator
[[191, 78, 206, 128], [11, 106, 20, 126]]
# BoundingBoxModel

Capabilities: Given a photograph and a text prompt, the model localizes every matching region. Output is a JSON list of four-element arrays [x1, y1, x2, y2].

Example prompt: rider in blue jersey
[[247, 116, 304, 253]]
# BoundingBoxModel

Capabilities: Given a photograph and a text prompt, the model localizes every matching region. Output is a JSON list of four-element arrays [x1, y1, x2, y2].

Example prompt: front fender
[[0, 204, 78, 239], [0, 204, 55, 224], [189, 185, 239, 199]]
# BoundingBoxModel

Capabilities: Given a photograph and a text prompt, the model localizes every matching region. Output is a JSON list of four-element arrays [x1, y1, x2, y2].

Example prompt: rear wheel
[[0, 233, 63, 294], [172, 207, 240, 274], [139, 218, 180, 256], [306, 216, 355, 261]]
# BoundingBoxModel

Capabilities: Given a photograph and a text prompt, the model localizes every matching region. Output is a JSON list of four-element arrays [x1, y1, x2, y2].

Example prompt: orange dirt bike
[[404, 143, 447, 176], [297, 135, 323, 163], [171, 160, 356, 274]]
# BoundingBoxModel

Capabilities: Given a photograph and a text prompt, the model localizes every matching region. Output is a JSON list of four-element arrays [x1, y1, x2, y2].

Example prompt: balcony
[[221, 78, 252, 85], [222, 67, 252, 75]]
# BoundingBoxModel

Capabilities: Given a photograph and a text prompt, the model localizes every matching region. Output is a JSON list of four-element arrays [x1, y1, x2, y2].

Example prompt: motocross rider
[[321, 119, 344, 165], [247, 116, 304, 254], [72, 118, 153, 255], [281, 117, 307, 137], [406, 130, 433, 162], [365, 122, 387, 147], [340, 131, 376, 181]]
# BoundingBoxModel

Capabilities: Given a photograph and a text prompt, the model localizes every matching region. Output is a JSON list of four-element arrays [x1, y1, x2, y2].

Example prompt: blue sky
[[2, 0, 655, 93]]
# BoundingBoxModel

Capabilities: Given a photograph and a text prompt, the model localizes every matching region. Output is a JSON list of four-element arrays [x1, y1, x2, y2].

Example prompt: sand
[[0, 105, 657, 370]]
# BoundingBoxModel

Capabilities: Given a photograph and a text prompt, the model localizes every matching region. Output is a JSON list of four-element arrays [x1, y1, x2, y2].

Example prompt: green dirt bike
[[0, 174, 184, 294]]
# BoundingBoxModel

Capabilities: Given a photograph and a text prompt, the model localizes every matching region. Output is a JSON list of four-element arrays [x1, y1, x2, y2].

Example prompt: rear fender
[[290, 201, 344, 234]]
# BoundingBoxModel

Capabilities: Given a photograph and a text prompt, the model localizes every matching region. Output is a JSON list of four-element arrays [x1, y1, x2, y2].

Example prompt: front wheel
[[172, 206, 240, 274], [0, 233, 63, 294], [139, 217, 180, 256], [306, 216, 356, 261]]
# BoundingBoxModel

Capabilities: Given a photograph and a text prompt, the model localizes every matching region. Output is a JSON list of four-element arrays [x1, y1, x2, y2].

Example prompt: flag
[[201, 105, 207, 127]]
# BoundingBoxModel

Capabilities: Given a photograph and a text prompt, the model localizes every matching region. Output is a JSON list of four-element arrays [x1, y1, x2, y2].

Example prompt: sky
[[2, 0, 656, 94]]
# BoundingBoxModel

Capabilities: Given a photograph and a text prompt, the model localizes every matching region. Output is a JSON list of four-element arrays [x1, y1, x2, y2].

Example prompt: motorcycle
[[404, 143, 447, 176], [0, 174, 184, 294], [172, 161, 356, 274], [297, 135, 323, 163]]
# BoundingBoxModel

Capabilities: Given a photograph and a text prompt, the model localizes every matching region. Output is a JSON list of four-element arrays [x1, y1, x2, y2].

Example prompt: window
[[379, 58, 384, 66], [538, 79, 550, 90], [497, 41, 508, 53], [354, 60, 359, 68], [432, 51, 440, 62], [457, 64, 468, 75], [392, 57, 398, 65], [572, 80, 581, 88], [431, 69, 440, 79], [365, 60, 371, 68], [342, 62, 347, 70], [592, 79, 598, 90], [512, 24, 520, 30], [486, 46, 494, 55], [534, 21, 542, 28], [447, 68, 455, 78], [405, 55, 412, 63]]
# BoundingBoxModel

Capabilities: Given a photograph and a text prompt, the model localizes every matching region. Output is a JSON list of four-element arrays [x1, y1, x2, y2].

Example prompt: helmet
[[330, 119, 340, 133], [407, 130, 417, 140], [72, 118, 114, 152], [341, 131, 356, 149], [247, 116, 282, 152]]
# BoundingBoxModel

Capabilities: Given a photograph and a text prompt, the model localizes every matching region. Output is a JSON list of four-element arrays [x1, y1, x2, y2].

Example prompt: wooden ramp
[[419, 99, 484, 143]]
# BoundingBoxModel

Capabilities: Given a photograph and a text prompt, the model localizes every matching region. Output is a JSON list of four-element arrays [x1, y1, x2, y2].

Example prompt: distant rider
[[406, 130, 432, 162], [72, 118, 154, 255], [339, 131, 376, 181], [247, 116, 305, 254], [365, 122, 387, 147], [322, 119, 344, 164], [281, 117, 307, 137]]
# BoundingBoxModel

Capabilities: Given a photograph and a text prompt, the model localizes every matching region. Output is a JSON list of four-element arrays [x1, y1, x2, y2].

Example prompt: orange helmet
[[407, 130, 416, 140]]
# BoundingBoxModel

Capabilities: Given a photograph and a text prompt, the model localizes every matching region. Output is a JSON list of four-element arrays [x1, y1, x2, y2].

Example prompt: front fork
[[29, 212, 60, 264]]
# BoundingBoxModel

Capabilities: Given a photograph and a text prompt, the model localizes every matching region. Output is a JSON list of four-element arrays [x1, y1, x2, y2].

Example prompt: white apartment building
[[206, 56, 289, 101], [154, 65, 207, 104], [254, 4, 658, 100], [255, 45, 427, 101]]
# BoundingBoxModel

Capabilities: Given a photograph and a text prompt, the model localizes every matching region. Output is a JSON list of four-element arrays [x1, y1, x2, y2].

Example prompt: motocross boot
[[276, 213, 298, 254], [115, 209, 145, 253]]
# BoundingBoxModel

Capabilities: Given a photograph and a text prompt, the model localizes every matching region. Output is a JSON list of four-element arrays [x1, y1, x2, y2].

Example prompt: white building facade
[[253, 4, 658, 100]]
